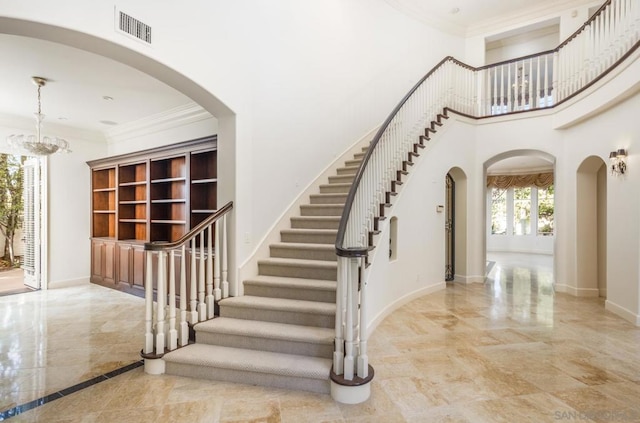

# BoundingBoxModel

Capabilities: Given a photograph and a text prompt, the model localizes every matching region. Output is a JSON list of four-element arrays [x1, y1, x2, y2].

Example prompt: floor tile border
[[0, 360, 143, 420]]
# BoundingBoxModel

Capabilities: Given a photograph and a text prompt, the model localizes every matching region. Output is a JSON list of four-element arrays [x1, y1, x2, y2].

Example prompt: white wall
[[0, 121, 107, 286], [47, 136, 107, 286], [365, 76, 640, 331], [0, 0, 466, 285]]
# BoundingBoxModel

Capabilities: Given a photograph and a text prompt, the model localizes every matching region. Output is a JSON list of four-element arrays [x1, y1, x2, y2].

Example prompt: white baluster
[[144, 250, 153, 354], [179, 245, 189, 346], [168, 250, 177, 351], [190, 238, 198, 323], [206, 224, 215, 318], [222, 214, 229, 298], [156, 250, 166, 354], [198, 232, 206, 321], [214, 220, 221, 301]]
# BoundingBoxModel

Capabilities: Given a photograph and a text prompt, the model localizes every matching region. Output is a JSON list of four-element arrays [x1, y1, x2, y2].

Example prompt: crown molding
[[105, 102, 213, 145], [466, 0, 598, 38], [384, 0, 466, 36]]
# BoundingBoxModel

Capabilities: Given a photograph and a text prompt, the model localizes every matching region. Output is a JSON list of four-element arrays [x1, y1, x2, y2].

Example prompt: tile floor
[[1, 254, 640, 422]]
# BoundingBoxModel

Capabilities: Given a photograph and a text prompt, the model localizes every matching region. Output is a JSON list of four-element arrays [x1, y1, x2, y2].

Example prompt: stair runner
[[162, 111, 447, 394], [162, 150, 366, 394]]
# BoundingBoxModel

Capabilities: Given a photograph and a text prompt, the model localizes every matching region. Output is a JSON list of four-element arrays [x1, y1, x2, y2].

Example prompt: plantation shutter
[[22, 157, 41, 289]]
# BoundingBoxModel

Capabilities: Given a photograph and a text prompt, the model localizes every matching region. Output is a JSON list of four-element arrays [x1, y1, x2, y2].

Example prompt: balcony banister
[[331, 0, 639, 395]]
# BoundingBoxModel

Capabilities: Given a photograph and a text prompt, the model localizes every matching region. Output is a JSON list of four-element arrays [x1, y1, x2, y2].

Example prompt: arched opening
[[446, 167, 467, 282], [576, 156, 607, 297], [483, 149, 556, 288], [0, 18, 236, 290]]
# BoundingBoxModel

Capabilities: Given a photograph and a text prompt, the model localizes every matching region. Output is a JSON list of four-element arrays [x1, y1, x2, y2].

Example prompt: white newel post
[[168, 250, 178, 351], [156, 251, 166, 354], [333, 256, 347, 375], [357, 259, 368, 379], [222, 215, 229, 298], [144, 250, 153, 354], [198, 234, 206, 321], [190, 238, 198, 324], [214, 220, 221, 300], [179, 245, 189, 346], [206, 225, 215, 317]]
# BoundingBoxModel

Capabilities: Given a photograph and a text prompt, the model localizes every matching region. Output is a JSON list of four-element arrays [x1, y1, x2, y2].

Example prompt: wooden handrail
[[144, 201, 233, 251], [335, 0, 635, 257]]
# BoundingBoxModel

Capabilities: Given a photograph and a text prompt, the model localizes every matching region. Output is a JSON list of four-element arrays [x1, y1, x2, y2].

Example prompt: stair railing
[[333, 0, 638, 382], [142, 201, 233, 357]]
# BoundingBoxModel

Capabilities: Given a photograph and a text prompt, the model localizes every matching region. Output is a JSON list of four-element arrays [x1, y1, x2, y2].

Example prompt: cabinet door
[[91, 240, 104, 281], [103, 241, 116, 284], [116, 243, 132, 286], [132, 245, 146, 289]]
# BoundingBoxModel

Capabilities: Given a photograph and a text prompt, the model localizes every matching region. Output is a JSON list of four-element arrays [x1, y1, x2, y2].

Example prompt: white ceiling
[[0, 1, 597, 142], [0, 34, 194, 137], [386, 0, 596, 35]]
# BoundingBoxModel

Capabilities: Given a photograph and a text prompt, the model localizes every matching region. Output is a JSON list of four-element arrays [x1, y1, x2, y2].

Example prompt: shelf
[[192, 178, 217, 184], [94, 210, 116, 214], [120, 200, 147, 205], [119, 181, 147, 187], [120, 219, 147, 223], [151, 177, 187, 183], [151, 199, 186, 204], [152, 220, 186, 224]]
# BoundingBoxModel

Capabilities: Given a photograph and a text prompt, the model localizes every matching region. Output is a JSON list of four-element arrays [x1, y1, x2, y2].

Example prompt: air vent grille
[[118, 11, 152, 44]]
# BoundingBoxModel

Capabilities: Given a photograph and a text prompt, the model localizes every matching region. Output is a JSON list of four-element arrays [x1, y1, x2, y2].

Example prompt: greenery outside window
[[491, 188, 507, 235], [537, 185, 554, 235], [488, 184, 554, 237], [513, 187, 531, 235]]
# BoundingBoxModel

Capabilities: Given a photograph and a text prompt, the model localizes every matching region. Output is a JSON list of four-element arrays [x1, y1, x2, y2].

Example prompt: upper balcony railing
[[333, 0, 639, 382]]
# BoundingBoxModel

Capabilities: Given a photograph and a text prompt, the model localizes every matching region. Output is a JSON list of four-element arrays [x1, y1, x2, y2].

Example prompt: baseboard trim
[[366, 282, 445, 337], [605, 300, 640, 326], [454, 275, 485, 284], [48, 277, 90, 289], [555, 284, 599, 297]]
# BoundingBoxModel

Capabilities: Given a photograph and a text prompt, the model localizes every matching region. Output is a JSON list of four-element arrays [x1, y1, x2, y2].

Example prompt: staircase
[[161, 151, 364, 394], [161, 112, 448, 394]]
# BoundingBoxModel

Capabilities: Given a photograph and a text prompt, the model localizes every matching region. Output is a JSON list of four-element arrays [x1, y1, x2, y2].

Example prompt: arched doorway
[[576, 156, 607, 297], [483, 149, 556, 285], [0, 18, 237, 290]]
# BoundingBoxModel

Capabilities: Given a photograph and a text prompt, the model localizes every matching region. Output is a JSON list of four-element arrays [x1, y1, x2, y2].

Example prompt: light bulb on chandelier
[[7, 77, 71, 156]]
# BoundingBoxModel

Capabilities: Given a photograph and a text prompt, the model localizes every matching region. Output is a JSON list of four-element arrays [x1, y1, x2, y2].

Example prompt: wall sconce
[[609, 148, 627, 176]]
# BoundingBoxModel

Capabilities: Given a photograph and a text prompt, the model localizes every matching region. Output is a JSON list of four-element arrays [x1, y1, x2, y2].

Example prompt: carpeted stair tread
[[271, 242, 335, 251], [290, 216, 341, 229], [258, 257, 337, 269], [281, 228, 338, 236], [244, 274, 336, 291], [195, 317, 334, 344], [220, 295, 336, 315], [164, 344, 332, 380]]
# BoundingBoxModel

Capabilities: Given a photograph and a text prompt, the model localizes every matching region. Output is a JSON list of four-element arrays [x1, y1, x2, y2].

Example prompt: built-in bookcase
[[92, 167, 116, 238], [190, 150, 217, 228], [87, 136, 217, 295], [118, 162, 148, 241]]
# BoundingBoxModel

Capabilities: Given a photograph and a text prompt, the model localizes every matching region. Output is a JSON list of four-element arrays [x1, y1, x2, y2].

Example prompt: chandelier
[[7, 76, 71, 156]]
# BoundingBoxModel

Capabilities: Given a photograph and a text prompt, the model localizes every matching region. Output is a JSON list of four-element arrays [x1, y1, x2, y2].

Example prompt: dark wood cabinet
[[87, 136, 217, 296]]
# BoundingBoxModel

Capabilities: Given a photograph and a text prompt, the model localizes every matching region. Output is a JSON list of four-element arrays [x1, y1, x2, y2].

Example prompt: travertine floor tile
[[2, 253, 640, 422]]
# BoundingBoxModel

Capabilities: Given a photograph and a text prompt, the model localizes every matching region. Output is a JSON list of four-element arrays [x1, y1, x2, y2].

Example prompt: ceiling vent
[[116, 10, 152, 44]]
